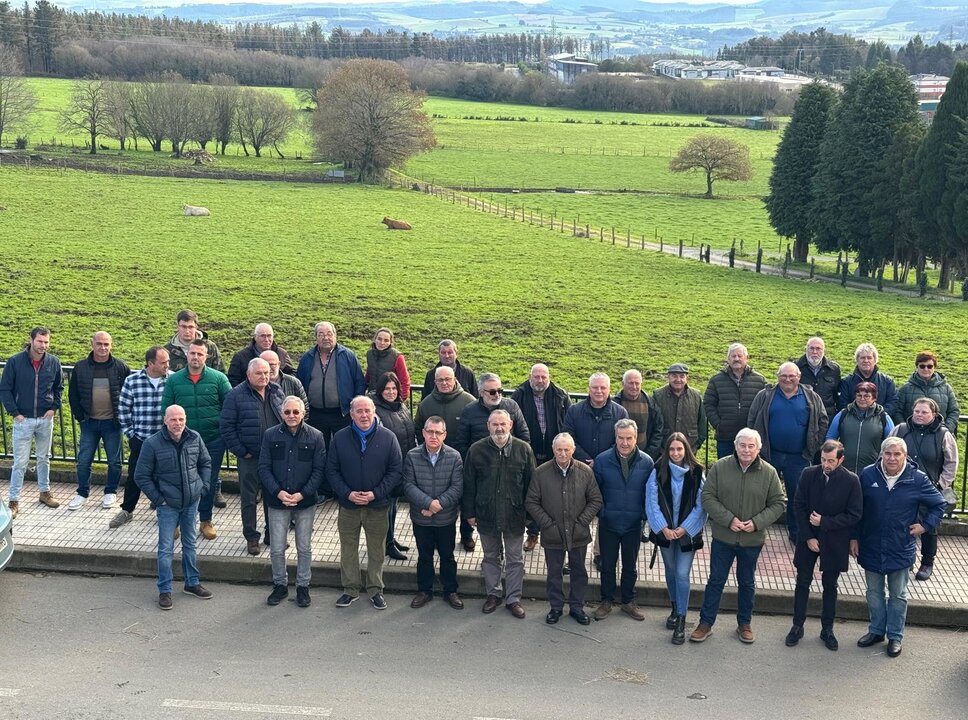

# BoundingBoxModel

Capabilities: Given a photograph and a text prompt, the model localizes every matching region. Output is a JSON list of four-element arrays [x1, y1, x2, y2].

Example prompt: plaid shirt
[[118, 369, 167, 440]]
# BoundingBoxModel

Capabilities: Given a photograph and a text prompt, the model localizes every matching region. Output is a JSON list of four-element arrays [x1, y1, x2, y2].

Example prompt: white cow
[[183, 204, 210, 216]]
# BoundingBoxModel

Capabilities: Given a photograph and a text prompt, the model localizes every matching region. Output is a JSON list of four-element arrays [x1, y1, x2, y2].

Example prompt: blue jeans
[[156, 501, 200, 593], [76, 419, 123, 497], [769, 450, 809, 539], [699, 538, 763, 627], [268, 505, 315, 587], [659, 543, 696, 616], [716, 440, 734, 461], [10, 417, 54, 500], [865, 568, 910, 641], [198, 436, 224, 522]]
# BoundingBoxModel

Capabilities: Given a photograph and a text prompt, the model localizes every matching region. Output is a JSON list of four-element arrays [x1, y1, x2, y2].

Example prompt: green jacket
[[161, 366, 232, 443], [702, 455, 785, 547], [414, 381, 476, 446], [894, 371, 960, 433], [462, 436, 535, 536]]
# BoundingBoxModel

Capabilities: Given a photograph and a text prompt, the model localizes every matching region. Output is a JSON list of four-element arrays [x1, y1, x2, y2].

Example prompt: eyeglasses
[[282, 410, 302, 416], [917, 363, 935, 370], [855, 392, 874, 397], [483, 388, 502, 396], [423, 430, 446, 437]]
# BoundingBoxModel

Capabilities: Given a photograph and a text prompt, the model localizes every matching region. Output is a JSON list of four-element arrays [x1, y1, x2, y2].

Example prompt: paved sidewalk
[[5, 478, 968, 627]]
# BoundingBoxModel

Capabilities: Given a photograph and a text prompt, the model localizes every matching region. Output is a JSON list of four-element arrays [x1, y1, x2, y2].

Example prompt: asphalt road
[[1, 571, 966, 720]]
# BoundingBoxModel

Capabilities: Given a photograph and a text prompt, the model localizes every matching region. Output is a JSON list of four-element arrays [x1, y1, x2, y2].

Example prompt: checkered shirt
[[118, 369, 167, 441]]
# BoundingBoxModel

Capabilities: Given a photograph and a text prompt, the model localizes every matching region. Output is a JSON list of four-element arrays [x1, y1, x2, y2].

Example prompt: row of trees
[[767, 62, 968, 287]]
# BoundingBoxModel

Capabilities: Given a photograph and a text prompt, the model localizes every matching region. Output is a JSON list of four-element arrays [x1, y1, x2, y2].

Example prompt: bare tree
[[102, 80, 134, 151], [669, 134, 753, 198], [129, 77, 168, 152], [312, 59, 435, 182], [0, 44, 37, 146], [235, 88, 294, 158], [158, 79, 198, 157], [208, 74, 239, 155], [59, 78, 106, 154]]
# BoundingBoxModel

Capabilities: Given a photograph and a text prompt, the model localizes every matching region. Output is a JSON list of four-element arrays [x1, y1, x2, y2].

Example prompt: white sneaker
[[102, 493, 117, 509], [67, 494, 87, 511]]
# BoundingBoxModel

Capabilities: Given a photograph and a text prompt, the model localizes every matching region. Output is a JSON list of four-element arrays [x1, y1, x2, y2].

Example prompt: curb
[[9, 545, 967, 629]]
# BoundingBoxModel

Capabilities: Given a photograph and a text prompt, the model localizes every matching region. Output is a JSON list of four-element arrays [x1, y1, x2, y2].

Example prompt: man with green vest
[[653, 363, 707, 453]]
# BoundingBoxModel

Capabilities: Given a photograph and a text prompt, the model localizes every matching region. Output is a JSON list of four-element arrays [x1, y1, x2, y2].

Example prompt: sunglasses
[[917, 363, 935, 370], [483, 388, 502, 396], [282, 410, 302, 416]]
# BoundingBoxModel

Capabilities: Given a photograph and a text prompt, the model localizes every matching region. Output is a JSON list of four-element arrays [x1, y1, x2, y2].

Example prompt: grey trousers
[[479, 529, 525, 604], [268, 505, 315, 587]]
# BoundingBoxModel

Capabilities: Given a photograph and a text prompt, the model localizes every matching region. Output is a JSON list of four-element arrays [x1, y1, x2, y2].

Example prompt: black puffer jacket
[[795, 354, 841, 419], [455, 397, 531, 457], [134, 427, 212, 510], [703, 365, 768, 442], [219, 381, 285, 459], [67, 353, 131, 421], [511, 381, 571, 463], [403, 444, 464, 527]]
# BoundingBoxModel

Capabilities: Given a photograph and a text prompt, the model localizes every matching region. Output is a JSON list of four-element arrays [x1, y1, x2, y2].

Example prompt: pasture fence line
[[433, 144, 773, 160]]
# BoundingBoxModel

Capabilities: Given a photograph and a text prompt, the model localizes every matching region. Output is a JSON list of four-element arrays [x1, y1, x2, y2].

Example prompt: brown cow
[[382, 217, 412, 230]]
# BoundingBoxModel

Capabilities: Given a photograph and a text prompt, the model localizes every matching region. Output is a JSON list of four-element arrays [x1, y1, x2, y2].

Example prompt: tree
[[101, 80, 133, 150], [766, 81, 838, 262], [235, 88, 294, 157], [208, 74, 239, 155], [0, 43, 36, 146], [669, 134, 752, 198], [59, 78, 106, 154], [312, 58, 435, 182]]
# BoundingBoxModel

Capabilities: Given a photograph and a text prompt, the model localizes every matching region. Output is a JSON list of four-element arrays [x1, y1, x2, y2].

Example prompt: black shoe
[[385, 544, 408, 561], [392, 539, 410, 552], [335, 593, 358, 608], [785, 625, 804, 647], [569, 608, 591, 626], [666, 606, 677, 630], [371, 593, 387, 610], [546, 608, 563, 624], [672, 615, 686, 645], [915, 563, 933, 581], [593, 554, 602, 572], [857, 632, 886, 648], [820, 627, 838, 651], [267, 584, 288, 606], [183, 584, 213, 599], [213, 492, 228, 509], [296, 586, 311, 608], [562, 563, 570, 575], [887, 639, 902, 657]]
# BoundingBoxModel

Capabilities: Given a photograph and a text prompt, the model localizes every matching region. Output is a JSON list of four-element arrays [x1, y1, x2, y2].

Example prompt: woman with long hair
[[373, 371, 417, 561]]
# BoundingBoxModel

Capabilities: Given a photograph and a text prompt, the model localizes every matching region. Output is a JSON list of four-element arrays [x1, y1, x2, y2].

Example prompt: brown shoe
[[690, 623, 713, 642], [506, 602, 526, 619], [736, 624, 755, 643], [38, 491, 60, 508], [482, 594, 501, 614], [444, 592, 464, 610], [593, 600, 613, 621], [410, 592, 433, 609], [199, 521, 217, 540], [8, 501, 18, 519], [246, 539, 260, 555], [461, 537, 476, 552], [524, 534, 539, 552], [621, 603, 645, 621]]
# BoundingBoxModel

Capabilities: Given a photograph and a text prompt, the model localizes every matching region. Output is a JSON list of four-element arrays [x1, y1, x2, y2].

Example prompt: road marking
[[473, 717, 520, 720], [162, 699, 331, 716], [0, 689, 21, 697]]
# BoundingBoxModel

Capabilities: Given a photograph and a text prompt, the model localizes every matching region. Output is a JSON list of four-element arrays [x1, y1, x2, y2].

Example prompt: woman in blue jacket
[[646, 432, 707, 645]]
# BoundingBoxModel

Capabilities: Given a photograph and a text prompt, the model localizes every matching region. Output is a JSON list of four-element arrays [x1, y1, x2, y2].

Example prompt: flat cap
[[667, 363, 689, 374]]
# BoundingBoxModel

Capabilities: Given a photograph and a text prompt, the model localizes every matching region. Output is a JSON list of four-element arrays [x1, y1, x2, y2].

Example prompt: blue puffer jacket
[[563, 400, 629, 462], [295, 344, 366, 416], [593, 446, 655, 534], [134, 427, 212, 510], [219, 382, 285, 459], [855, 459, 946, 574], [0, 349, 64, 417]]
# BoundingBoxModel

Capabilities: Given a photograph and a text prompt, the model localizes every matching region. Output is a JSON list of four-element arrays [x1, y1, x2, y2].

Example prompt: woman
[[365, 328, 411, 401], [826, 382, 894, 474], [894, 351, 960, 432], [891, 397, 958, 581], [645, 432, 707, 645], [373, 371, 417, 562]]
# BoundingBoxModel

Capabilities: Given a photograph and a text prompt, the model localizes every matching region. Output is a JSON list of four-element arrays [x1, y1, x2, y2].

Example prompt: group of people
[[0, 319, 957, 653]]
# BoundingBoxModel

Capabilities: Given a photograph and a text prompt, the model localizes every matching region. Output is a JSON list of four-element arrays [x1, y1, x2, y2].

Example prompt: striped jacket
[[118, 369, 168, 441]]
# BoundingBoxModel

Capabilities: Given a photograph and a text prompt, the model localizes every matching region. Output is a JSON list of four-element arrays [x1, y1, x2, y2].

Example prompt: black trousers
[[413, 523, 458, 594], [599, 526, 641, 604], [792, 547, 841, 630], [307, 407, 349, 499], [120, 436, 144, 513]]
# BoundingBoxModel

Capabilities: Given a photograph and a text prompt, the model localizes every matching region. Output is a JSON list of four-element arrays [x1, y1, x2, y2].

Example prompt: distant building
[[546, 53, 598, 85], [652, 59, 745, 79], [910, 74, 948, 122], [745, 116, 778, 130]]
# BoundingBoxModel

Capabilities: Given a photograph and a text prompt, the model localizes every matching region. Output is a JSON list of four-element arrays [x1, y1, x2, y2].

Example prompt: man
[[652, 363, 707, 453], [563, 373, 629, 466], [512, 363, 572, 550], [134, 404, 213, 611], [704, 343, 768, 459], [0, 326, 63, 516], [592, 419, 654, 622], [228, 323, 293, 387], [526, 432, 602, 626], [295, 321, 365, 449], [403, 416, 465, 610], [327, 396, 402, 610], [463, 410, 536, 619], [111, 346, 169, 528], [220, 358, 284, 555], [261, 350, 308, 408], [414, 366, 475, 445], [422, 339, 478, 399], [67, 331, 130, 511], [893, 351, 959, 432], [259, 396, 326, 609], [161, 339, 231, 542], [690, 428, 785, 644], [852, 437, 946, 658], [747, 362, 829, 542], [785, 440, 862, 651], [838, 343, 897, 416], [794, 337, 841, 420], [164, 309, 224, 373], [614, 368, 665, 461]]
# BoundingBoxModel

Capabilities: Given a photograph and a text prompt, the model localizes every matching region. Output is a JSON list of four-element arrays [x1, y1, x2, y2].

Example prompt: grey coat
[[747, 384, 829, 462], [402, 444, 464, 527]]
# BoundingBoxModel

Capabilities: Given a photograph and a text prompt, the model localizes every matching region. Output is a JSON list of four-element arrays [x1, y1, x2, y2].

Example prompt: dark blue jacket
[[0, 349, 64, 417], [855, 459, 946, 574], [134, 427, 212, 510], [562, 400, 629, 462], [259, 422, 326, 510], [219, 381, 285, 459], [593, 446, 654, 534], [839, 366, 898, 416], [295, 344, 365, 416], [326, 422, 403, 509]]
